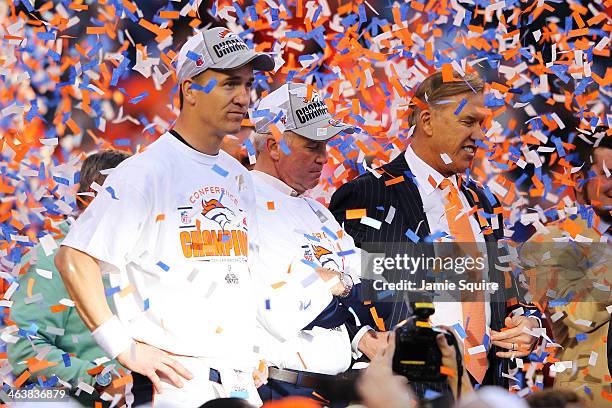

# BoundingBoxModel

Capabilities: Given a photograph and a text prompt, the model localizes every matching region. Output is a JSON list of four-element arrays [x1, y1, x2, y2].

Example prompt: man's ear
[[419, 109, 434, 137], [181, 79, 197, 107], [267, 137, 281, 161]]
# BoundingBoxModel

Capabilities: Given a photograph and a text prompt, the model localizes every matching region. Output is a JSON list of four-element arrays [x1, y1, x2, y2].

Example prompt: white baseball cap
[[252, 82, 355, 141], [176, 27, 274, 83]]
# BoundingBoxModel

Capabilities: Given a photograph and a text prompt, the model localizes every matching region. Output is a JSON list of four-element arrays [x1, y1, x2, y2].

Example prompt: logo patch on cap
[[196, 57, 204, 66], [218, 29, 236, 39]]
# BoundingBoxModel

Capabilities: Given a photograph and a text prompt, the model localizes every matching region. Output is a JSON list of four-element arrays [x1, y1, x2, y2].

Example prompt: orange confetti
[[112, 374, 134, 388], [271, 281, 286, 289], [345, 209, 366, 219], [14, 370, 30, 388]]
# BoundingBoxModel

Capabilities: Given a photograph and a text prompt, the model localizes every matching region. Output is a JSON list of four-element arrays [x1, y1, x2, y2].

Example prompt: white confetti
[[39, 234, 58, 256], [46, 326, 65, 336], [77, 382, 95, 395], [440, 153, 453, 164], [60, 298, 75, 307], [3, 282, 19, 300], [574, 319, 592, 327], [36, 268, 53, 279], [550, 310, 565, 323], [588, 351, 598, 366], [360, 216, 382, 230], [384, 206, 396, 224], [24, 293, 43, 304], [467, 345, 487, 355]]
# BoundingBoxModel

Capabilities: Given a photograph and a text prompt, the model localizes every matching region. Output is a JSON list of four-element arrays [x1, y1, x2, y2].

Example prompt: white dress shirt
[[403, 146, 491, 339]]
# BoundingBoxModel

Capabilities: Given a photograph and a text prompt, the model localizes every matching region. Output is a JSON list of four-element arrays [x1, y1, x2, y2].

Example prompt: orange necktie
[[439, 178, 488, 383]]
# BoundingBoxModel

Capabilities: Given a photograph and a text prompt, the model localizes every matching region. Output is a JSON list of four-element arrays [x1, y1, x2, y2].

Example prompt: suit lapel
[[381, 153, 431, 239]]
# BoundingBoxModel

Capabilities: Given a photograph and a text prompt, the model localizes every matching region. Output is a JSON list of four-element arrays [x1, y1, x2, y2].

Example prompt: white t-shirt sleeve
[[62, 173, 151, 269]]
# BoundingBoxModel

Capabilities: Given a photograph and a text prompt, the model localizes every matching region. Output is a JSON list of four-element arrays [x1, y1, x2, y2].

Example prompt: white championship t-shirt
[[251, 171, 361, 374], [62, 132, 258, 370]]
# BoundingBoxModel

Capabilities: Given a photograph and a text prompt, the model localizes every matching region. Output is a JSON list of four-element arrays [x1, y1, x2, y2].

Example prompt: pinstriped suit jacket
[[329, 152, 517, 390]]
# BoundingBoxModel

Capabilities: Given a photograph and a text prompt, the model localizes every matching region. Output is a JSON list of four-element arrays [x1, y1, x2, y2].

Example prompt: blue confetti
[[303, 233, 320, 242], [186, 50, 202, 62], [576, 333, 587, 342], [404, 229, 420, 243], [105, 186, 118, 200], [300, 258, 318, 269], [156, 261, 170, 272], [279, 139, 291, 155], [265, 299, 271, 310], [212, 164, 229, 177], [243, 138, 256, 156], [452, 323, 467, 339], [62, 353, 71, 367], [129, 91, 149, 104], [424, 389, 442, 400], [454, 98, 468, 115], [143, 298, 150, 311], [321, 226, 338, 240], [337, 249, 356, 257], [191, 79, 218, 93], [105, 286, 120, 297], [37, 31, 56, 41]]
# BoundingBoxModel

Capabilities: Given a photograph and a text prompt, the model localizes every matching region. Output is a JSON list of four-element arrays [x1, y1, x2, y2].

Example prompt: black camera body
[[392, 302, 459, 382]]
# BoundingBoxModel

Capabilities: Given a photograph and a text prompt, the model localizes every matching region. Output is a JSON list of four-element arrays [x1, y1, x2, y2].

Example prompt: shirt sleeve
[[7, 251, 109, 389], [61, 170, 151, 269]]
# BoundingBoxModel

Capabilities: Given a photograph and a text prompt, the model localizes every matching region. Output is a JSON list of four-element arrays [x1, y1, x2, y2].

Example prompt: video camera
[[392, 302, 461, 383]]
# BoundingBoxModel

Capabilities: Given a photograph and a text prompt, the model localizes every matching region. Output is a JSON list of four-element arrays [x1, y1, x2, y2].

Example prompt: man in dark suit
[[329, 71, 542, 396]]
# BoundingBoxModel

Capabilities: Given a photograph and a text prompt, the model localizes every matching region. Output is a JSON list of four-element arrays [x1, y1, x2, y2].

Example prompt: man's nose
[[315, 148, 328, 164], [472, 125, 485, 141], [234, 86, 250, 107]]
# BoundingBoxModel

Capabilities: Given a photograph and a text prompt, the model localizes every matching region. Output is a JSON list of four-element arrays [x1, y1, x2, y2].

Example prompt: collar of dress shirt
[[251, 169, 299, 197], [404, 145, 458, 195]]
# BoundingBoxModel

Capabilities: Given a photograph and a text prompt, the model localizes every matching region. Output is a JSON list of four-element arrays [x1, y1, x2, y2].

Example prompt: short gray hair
[[251, 132, 296, 155], [252, 132, 271, 154]]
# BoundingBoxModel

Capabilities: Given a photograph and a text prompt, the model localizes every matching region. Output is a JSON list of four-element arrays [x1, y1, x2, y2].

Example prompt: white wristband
[[92, 316, 133, 359]]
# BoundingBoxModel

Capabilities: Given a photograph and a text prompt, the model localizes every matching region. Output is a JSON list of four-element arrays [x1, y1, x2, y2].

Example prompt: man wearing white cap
[[250, 83, 388, 405], [55, 27, 274, 407]]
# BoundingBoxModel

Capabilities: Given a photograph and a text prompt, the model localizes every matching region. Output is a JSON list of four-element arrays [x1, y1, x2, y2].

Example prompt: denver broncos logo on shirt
[[312, 245, 340, 270], [201, 199, 235, 229]]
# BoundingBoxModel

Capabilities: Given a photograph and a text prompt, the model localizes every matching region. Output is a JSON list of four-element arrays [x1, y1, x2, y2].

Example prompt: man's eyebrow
[[222, 75, 254, 82], [461, 113, 486, 121]]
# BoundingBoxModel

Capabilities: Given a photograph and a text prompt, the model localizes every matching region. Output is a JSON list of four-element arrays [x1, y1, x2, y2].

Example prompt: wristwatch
[[338, 272, 354, 298], [95, 371, 112, 389]]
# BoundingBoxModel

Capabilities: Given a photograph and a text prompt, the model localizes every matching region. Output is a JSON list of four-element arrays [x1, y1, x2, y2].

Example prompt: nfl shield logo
[[181, 211, 191, 224]]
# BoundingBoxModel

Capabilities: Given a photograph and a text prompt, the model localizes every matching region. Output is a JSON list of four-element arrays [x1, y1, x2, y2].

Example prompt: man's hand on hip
[[116, 341, 194, 394]]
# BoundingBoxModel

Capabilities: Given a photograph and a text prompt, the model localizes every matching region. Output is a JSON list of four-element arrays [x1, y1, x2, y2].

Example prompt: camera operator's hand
[[358, 330, 390, 360], [315, 267, 347, 296], [357, 332, 416, 408], [436, 326, 473, 400], [116, 341, 194, 394], [491, 315, 539, 358]]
